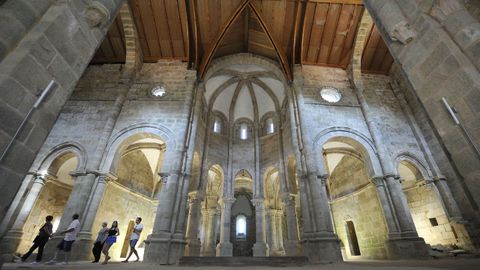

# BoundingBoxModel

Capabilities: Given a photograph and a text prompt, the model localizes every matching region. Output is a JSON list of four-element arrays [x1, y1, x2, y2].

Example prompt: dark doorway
[[346, 221, 361, 256], [231, 192, 255, 256]]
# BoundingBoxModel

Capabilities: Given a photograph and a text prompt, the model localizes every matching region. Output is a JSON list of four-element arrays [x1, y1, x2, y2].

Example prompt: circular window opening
[[320, 87, 341, 103], [151, 85, 166, 97]]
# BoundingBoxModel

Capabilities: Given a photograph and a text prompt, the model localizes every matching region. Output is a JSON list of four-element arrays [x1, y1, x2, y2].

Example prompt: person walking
[[20, 215, 53, 264], [102, 220, 120, 264], [45, 213, 80, 265], [122, 217, 143, 262], [92, 222, 108, 263]]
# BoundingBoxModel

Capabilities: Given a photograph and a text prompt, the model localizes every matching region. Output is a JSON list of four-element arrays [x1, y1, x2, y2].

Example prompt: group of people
[[91, 217, 144, 264], [19, 214, 144, 265]]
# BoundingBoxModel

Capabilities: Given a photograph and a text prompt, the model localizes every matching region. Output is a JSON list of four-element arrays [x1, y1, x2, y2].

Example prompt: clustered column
[[184, 191, 203, 256], [216, 197, 235, 256]]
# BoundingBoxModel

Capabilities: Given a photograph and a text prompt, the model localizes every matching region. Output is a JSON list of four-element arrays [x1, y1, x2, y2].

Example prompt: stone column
[[252, 198, 268, 256], [72, 173, 114, 260], [184, 192, 202, 256], [216, 197, 235, 256], [202, 208, 217, 256], [0, 174, 46, 255], [144, 168, 185, 264], [384, 175, 418, 238], [366, 169, 429, 257], [282, 193, 300, 255], [264, 208, 273, 255], [433, 177, 463, 222]]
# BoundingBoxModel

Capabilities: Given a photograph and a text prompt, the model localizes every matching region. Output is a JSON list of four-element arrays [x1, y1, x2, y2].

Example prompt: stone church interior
[[0, 0, 479, 267]]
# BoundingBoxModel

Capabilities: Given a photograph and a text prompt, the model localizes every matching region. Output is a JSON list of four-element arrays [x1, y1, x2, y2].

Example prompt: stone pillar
[[282, 193, 300, 255], [384, 175, 418, 238], [368, 173, 430, 257], [201, 208, 217, 256], [184, 192, 202, 256], [433, 177, 463, 222], [0, 174, 46, 256], [264, 208, 272, 255], [302, 175, 342, 263], [72, 173, 114, 261], [216, 197, 235, 256], [144, 169, 185, 264], [369, 177, 402, 239], [252, 198, 268, 256]]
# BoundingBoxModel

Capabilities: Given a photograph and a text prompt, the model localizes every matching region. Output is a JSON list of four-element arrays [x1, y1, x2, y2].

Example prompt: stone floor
[[2, 258, 480, 270]]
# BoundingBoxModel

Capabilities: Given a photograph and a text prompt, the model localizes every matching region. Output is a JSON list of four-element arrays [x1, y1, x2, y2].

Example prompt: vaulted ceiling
[[90, 0, 394, 78]]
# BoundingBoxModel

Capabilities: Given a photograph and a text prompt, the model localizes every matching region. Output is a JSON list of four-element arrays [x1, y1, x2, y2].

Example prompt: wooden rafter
[[292, 0, 306, 66], [248, 2, 292, 82], [308, 0, 362, 4], [198, 0, 252, 80]]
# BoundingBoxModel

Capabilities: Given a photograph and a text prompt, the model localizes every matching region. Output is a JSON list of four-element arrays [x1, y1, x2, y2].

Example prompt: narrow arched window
[[239, 123, 248, 140], [266, 117, 275, 134], [213, 117, 222, 133], [236, 215, 247, 240]]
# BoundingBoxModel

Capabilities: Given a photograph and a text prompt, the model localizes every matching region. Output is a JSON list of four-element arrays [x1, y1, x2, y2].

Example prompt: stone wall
[[330, 184, 388, 259], [365, 1, 480, 240], [404, 185, 457, 248], [391, 64, 480, 245], [17, 182, 71, 254], [0, 0, 124, 222], [299, 66, 370, 148]]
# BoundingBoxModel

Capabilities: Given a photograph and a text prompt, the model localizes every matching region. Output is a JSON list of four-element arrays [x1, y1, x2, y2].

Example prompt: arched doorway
[[231, 169, 255, 257], [92, 134, 165, 261], [17, 152, 78, 253], [323, 138, 388, 259], [200, 164, 224, 256]]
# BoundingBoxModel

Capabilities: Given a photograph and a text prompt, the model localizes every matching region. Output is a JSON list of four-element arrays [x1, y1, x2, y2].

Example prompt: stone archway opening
[[92, 133, 166, 261], [232, 169, 255, 257], [17, 152, 78, 254], [323, 138, 388, 260], [398, 160, 466, 249]]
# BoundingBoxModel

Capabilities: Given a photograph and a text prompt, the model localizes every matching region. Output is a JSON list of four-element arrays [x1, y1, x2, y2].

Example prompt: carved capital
[[370, 176, 385, 187], [390, 21, 416, 44], [84, 1, 110, 28]]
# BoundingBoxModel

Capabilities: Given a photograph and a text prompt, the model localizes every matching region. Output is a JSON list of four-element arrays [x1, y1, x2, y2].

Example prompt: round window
[[320, 87, 341, 103], [151, 85, 166, 97]]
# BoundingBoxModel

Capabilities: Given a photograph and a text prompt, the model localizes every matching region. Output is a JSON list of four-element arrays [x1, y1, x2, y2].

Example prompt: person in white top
[[45, 213, 80, 265], [122, 217, 143, 262]]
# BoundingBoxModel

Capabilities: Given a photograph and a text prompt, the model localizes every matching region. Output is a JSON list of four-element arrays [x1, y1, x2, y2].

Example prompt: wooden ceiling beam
[[185, 0, 199, 69], [198, 0, 252, 80], [248, 2, 293, 82], [292, 0, 306, 66], [307, 0, 363, 5]]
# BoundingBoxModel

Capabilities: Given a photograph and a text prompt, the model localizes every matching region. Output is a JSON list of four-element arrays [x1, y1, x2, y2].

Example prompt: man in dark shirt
[[21, 215, 54, 264]]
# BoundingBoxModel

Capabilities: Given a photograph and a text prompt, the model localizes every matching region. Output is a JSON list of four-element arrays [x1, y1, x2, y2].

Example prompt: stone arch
[[119, 1, 142, 73], [234, 169, 253, 194], [394, 153, 432, 180], [313, 127, 382, 178], [205, 53, 287, 84], [35, 142, 87, 173], [100, 123, 176, 173]]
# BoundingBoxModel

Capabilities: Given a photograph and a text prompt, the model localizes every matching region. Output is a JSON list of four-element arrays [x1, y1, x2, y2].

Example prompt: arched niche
[[322, 136, 388, 260], [93, 131, 167, 261], [17, 149, 81, 254]]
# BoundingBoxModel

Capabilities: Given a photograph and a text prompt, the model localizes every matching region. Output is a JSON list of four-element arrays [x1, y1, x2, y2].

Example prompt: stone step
[[178, 256, 310, 266]]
